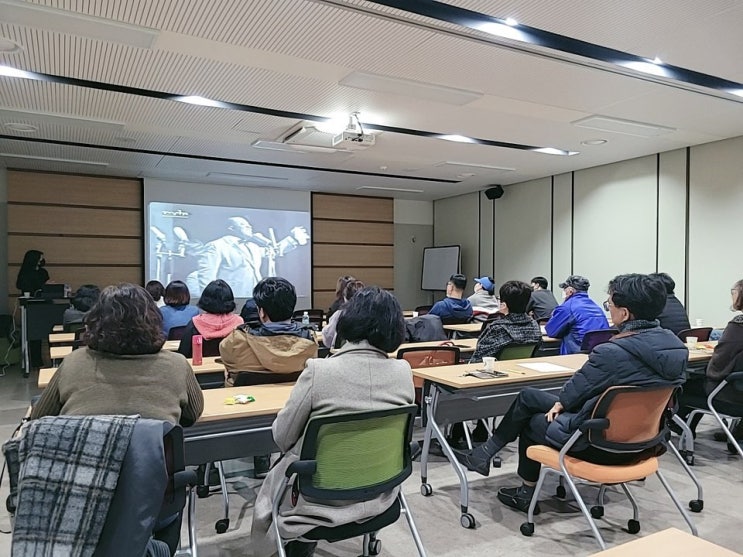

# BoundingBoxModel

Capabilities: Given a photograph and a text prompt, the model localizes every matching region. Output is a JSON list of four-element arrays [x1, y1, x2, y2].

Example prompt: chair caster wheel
[[590, 506, 604, 519], [689, 499, 704, 513], [460, 512, 476, 529], [420, 483, 433, 496], [215, 518, 229, 534], [520, 522, 535, 536], [627, 519, 640, 534], [368, 539, 382, 555], [492, 456, 502, 468], [555, 485, 566, 499], [196, 485, 210, 498]]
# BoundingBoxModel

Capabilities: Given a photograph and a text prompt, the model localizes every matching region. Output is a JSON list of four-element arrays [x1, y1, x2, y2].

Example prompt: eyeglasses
[[603, 300, 611, 311]]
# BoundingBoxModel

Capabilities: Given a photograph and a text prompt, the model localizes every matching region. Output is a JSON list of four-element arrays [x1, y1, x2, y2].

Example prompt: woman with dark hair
[[160, 280, 200, 336], [62, 284, 101, 332], [30, 283, 204, 426], [177, 279, 243, 357], [145, 280, 166, 308], [16, 249, 49, 295], [250, 286, 414, 557], [321, 279, 365, 348], [16, 250, 50, 367], [327, 275, 354, 318]]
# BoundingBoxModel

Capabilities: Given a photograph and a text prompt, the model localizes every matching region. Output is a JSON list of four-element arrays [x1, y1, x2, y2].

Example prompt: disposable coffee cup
[[695, 318, 704, 327], [23, 292, 30, 297], [412, 311, 419, 318], [686, 336, 698, 349], [482, 357, 496, 371]]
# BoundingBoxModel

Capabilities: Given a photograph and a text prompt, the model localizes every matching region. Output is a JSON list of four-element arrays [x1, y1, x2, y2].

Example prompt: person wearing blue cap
[[468, 276, 501, 316]]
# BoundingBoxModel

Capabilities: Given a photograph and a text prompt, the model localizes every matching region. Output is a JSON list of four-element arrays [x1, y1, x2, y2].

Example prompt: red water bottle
[[192, 335, 203, 366]]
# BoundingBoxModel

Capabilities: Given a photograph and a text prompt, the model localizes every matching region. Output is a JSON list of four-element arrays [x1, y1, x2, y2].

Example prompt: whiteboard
[[421, 246, 461, 290]]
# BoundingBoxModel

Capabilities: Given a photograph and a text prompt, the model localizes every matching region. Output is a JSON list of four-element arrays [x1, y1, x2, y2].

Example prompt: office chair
[[166, 325, 187, 341], [271, 405, 426, 557], [414, 305, 433, 316], [580, 329, 618, 353], [495, 342, 539, 360], [520, 385, 697, 551], [677, 327, 713, 342]]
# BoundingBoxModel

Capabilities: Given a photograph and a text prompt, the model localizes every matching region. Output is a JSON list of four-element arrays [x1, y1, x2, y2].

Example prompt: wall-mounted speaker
[[484, 185, 504, 200]]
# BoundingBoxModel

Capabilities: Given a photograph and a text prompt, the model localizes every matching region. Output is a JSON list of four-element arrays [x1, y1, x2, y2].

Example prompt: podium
[[19, 297, 69, 374]]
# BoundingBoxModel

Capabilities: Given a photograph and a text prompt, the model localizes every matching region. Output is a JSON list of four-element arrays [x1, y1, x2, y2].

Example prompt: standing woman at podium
[[16, 249, 50, 368]]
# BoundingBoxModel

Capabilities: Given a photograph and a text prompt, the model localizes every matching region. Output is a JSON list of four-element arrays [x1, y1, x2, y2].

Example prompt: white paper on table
[[518, 362, 573, 373]]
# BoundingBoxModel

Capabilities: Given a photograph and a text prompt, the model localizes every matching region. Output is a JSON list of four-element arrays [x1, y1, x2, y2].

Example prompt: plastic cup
[[686, 336, 698, 349], [483, 357, 496, 371], [695, 318, 704, 327], [412, 311, 419, 318]]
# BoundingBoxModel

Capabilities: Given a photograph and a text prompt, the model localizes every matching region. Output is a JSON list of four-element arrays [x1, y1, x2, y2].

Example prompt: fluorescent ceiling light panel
[[206, 172, 288, 181], [573, 115, 675, 137], [0, 153, 108, 166], [357, 186, 424, 193], [438, 134, 475, 143], [532, 147, 579, 156], [251, 139, 342, 154], [339, 71, 482, 106], [434, 161, 515, 172], [0, 65, 35, 79], [0, 1, 158, 48], [0, 108, 124, 132]]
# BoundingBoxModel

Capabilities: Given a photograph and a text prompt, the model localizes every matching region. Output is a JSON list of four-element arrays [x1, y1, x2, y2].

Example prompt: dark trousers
[[493, 387, 652, 483]]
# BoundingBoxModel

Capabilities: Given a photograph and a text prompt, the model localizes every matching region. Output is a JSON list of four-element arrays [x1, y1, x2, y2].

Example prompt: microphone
[[150, 226, 167, 243], [173, 227, 189, 242], [251, 232, 273, 247]]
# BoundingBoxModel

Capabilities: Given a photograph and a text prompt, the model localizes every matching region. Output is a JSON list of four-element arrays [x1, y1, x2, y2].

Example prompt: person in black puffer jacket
[[454, 273, 688, 514], [651, 272, 691, 336]]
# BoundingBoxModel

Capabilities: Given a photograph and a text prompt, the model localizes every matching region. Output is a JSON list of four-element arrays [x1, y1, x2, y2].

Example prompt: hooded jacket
[[545, 324, 688, 450], [177, 313, 244, 357], [428, 296, 473, 323], [219, 321, 317, 384]]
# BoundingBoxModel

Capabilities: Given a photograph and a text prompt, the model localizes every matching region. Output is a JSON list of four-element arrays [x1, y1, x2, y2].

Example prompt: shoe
[[253, 455, 271, 479], [714, 422, 743, 442], [284, 540, 317, 557], [497, 485, 540, 514], [447, 435, 470, 450], [410, 441, 422, 461], [472, 421, 489, 443], [452, 447, 491, 477]]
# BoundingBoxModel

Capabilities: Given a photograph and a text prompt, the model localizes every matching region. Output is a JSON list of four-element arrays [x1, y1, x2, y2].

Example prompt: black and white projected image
[[148, 202, 311, 298]]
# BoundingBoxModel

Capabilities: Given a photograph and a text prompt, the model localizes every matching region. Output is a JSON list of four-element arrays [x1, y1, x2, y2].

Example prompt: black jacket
[[546, 325, 688, 449], [656, 294, 691, 336]]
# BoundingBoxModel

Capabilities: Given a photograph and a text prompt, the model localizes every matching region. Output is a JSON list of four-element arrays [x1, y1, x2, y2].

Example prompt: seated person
[[679, 279, 743, 438], [321, 279, 365, 348], [468, 276, 500, 320], [650, 272, 691, 336], [220, 277, 318, 386], [250, 287, 415, 557], [239, 297, 260, 327], [545, 275, 609, 354], [62, 284, 100, 332], [327, 274, 355, 319], [145, 279, 165, 308], [160, 280, 200, 337], [454, 274, 687, 512], [178, 279, 243, 357], [526, 276, 558, 321], [429, 274, 473, 324], [470, 280, 542, 363], [32, 283, 204, 426]]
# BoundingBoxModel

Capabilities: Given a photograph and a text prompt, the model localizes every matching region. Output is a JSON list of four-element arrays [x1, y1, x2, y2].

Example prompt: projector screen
[[147, 201, 311, 299], [421, 245, 461, 290]]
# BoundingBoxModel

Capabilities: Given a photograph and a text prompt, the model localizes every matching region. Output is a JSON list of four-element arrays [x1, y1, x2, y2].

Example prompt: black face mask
[[38, 258, 46, 267]]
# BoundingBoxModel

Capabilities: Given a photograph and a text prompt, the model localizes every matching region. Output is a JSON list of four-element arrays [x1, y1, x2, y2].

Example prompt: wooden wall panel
[[312, 193, 393, 222], [7, 171, 141, 208], [7, 171, 143, 301], [8, 205, 140, 236], [311, 193, 393, 307], [313, 220, 393, 245]]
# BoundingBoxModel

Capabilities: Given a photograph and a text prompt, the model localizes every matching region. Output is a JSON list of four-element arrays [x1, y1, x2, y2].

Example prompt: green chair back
[[298, 405, 417, 501], [497, 343, 538, 361]]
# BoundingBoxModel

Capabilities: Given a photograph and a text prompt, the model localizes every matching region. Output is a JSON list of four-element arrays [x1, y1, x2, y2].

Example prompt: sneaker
[[452, 447, 491, 477], [497, 485, 540, 514], [253, 455, 271, 479]]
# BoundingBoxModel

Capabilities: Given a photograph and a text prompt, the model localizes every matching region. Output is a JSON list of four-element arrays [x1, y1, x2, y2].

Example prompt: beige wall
[[445, 137, 743, 329]]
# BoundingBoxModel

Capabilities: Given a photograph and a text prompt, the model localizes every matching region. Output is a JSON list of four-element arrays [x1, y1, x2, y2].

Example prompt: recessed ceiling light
[[581, 139, 608, 146], [0, 37, 22, 53], [4, 122, 37, 132]]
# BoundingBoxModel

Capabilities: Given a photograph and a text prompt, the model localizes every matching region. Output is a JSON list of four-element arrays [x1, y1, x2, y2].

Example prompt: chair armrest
[[725, 372, 743, 383], [285, 460, 317, 478], [173, 469, 199, 489], [578, 418, 610, 433]]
